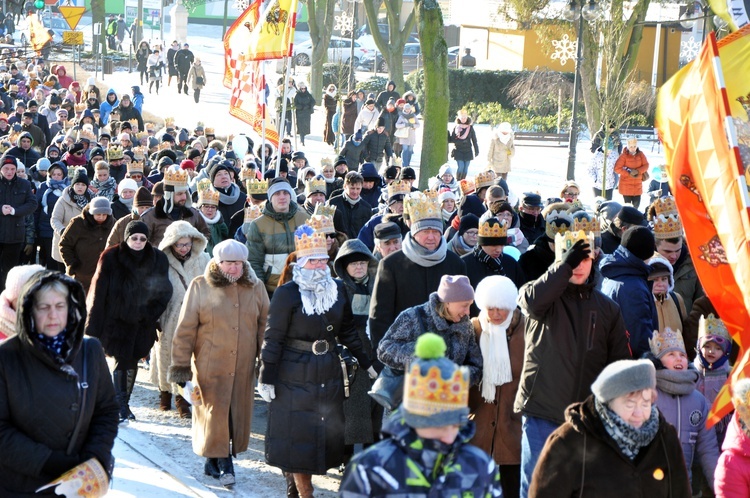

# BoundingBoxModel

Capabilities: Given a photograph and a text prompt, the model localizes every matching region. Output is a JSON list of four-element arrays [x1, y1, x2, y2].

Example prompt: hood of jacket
[[17, 271, 87, 367], [296, 166, 315, 190], [381, 408, 476, 457], [646, 254, 674, 291], [17, 130, 33, 146], [157, 219, 208, 254], [358, 161, 379, 180], [599, 245, 651, 280], [204, 259, 259, 288], [104, 88, 119, 107], [386, 80, 396, 92], [333, 238, 377, 286]]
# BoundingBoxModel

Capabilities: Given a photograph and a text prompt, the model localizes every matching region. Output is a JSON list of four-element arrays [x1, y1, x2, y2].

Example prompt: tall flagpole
[[276, 55, 293, 176], [261, 61, 267, 177]]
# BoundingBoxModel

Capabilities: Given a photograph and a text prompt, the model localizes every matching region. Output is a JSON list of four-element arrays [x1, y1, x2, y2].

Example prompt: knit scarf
[[454, 123, 471, 140], [478, 312, 513, 402], [91, 177, 117, 200], [595, 398, 660, 460], [655, 368, 698, 396], [119, 196, 134, 211], [442, 208, 455, 223], [41, 179, 66, 214], [216, 183, 241, 205], [343, 191, 360, 205], [401, 232, 448, 267], [200, 209, 221, 225], [292, 264, 339, 315], [473, 245, 505, 274], [72, 192, 90, 209]]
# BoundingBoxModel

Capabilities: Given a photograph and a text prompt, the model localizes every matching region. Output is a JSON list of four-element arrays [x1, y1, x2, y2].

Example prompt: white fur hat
[[474, 275, 518, 311]]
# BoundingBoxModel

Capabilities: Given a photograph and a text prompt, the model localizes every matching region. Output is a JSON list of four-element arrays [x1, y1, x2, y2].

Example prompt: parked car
[[357, 43, 458, 73], [355, 23, 419, 52], [41, 14, 67, 48], [293, 36, 367, 66]]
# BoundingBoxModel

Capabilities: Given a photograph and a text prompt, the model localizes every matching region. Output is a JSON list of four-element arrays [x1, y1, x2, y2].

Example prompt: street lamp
[[564, 0, 601, 181]]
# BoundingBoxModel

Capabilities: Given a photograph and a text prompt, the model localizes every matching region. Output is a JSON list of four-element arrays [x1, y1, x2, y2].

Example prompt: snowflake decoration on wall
[[551, 34, 577, 66], [680, 37, 701, 62], [334, 11, 354, 36], [234, 0, 250, 10]]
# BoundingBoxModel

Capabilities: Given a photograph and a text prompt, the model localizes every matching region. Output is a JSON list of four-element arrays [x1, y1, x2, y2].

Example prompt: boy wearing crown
[[340, 333, 502, 497]]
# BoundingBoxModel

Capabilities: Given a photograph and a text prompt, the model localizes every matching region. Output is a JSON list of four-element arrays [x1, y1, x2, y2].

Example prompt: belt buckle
[[312, 340, 329, 355]]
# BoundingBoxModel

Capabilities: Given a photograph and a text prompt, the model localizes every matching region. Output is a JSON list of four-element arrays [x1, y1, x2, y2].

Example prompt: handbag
[[320, 314, 358, 398], [641, 170, 650, 182], [196, 76, 204, 86], [394, 126, 410, 139]]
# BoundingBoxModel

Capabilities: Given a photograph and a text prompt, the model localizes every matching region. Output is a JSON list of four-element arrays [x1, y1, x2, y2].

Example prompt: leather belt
[[286, 339, 333, 356]]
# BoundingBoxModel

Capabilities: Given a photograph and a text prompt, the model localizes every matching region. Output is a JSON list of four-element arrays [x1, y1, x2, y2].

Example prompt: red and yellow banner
[[27, 13, 52, 52], [656, 26, 750, 426], [227, 60, 279, 149]]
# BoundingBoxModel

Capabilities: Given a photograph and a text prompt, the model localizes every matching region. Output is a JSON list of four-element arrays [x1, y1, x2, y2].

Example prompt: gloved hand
[[562, 239, 591, 269], [258, 383, 275, 403], [367, 366, 378, 380], [177, 381, 186, 388], [629, 168, 640, 178], [23, 244, 34, 256]]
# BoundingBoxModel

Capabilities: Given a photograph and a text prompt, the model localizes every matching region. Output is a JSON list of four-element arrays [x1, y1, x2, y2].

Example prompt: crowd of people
[[0, 56, 744, 498]]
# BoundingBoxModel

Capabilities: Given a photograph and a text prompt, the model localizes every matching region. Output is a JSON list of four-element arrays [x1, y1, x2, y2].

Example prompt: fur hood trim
[[168, 365, 192, 385], [205, 259, 259, 288], [646, 254, 674, 291], [158, 220, 208, 254]]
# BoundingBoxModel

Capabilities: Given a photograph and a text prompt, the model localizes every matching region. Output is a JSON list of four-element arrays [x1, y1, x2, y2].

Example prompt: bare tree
[[507, 69, 573, 132], [362, 0, 417, 92], [307, 0, 338, 98]]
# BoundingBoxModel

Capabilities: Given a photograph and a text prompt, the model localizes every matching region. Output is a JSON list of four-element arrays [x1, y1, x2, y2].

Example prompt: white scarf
[[497, 132, 511, 145], [292, 264, 339, 315], [200, 209, 221, 225], [479, 310, 514, 402]]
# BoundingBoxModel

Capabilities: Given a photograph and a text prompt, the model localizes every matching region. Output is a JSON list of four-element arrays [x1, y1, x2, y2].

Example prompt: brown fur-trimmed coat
[[169, 260, 269, 458]]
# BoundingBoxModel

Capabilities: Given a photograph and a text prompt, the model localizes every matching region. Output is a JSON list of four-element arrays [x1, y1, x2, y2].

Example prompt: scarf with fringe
[[292, 264, 338, 315], [479, 311, 514, 402]]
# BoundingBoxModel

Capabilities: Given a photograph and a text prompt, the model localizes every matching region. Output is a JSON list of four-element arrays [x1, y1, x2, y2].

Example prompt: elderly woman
[[258, 225, 376, 498], [468, 275, 525, 498], [378, 274, 483, 387], [85, 221, 172, 423], [169, 239, 269, 488], [151, 221, 211, 417], [0, 271, 119, 495], [530, 359, 690, 496]]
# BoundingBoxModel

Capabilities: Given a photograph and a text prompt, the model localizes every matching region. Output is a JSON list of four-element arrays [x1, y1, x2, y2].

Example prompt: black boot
[[204, 457, 220, 478], [217, 456, 235, 488], [194, 89, 200, 103], [283, 471, 299, 497], [113, 370, 129, 423], [124, 369, 137, 420]]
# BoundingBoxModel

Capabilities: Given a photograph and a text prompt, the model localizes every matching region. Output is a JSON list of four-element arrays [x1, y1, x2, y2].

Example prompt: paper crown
[[422, 189, 438, 201], [649, 326, 686, 358], [128, 118, 140, 132], [159, 141, 173, 150], [459, 178, 475, 195], [74, 102, 86, 112], [127, 161, 144, 175], [164, 168, 189, 188], [698, 313, 731, 342], [404, 196, 441, 224], [653, 214, 683, 240], [240, 167, 256, 182], [145, 122, 155, 131], [653, 195, 678, 218], [198, 188, 220, 206], [35, 457, 109, 498], [305, 176, 327, 195], [320, 156, 333, 167], [244, 204, 262, 223], [479, 218, 508, 238], [573, 217, 600, 237], [135, 131, 148, 141], [78, 128, 96, 141], [106, 145, 123, 160], [205, 127, 215, 135], [294, 225, 328, 259], [475, 170, 496, 189], [131, 146, 146, 160], [554, 229, 596, 262], [545, 209, 574, 239], [307, 205, 336, 235], [386, 180, 410, 199], [196, 178, 213, 192], [164, 116, 175, 127], [246, 178, 268, 195], [312, 204, 336, 218]]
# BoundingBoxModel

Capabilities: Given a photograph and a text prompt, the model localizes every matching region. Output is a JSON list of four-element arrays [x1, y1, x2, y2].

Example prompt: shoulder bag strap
[[66, 340, 89, 455]]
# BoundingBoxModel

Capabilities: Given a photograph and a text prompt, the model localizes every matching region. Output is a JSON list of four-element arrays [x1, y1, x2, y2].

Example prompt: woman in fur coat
[[152, 221, 211, 417], [169, 240, 269, 489]]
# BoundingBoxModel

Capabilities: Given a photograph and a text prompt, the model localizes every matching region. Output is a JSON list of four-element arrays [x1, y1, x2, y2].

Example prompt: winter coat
[[0, 172, 36, 244], [600, 246, 659, 359], [515, 262, 631, 424], [99, 89, 119, 125], [49, 186, 84, 263], [138, 199, 211, 247], [259, 279, 373, 474], [672, 246, 704, 314], [375, 83, 399, 110], [175, 48, 194, 74], [136, 46, 150, 72], [246, 202, 309, 294], [715, 413, 750, 498], [649, 254, 687, 335], [327, 193, 372, 239], [653, 366, 719, 490], [0, 272, 119, 496], [518, 210, 546, 246], [394, 111, 419, 146], [323, 94, 337, 145], [456, 192, 487, 219], [529, 395, 691, 497], [169, 260, 269, 457], [369, 243, 466, 366], [519, 235, 555, 284], [113, 102, 144, 133], [294, 90, 316, 136], [614, 148, 649, 196], [341, 98, 358, 135], [85, 242, 172, 360], [354, 105, 379, 132], [361, 129, 393, 163], [59, 206, 114, 292], [33, 180, 66, 239], [21, 122, 46, 153], [339, 412, 501, 497], [151, 224, 210, 393], [487, 135, 514, 174], [5, 143, 41, 168], [379, 108, 399, 137], [449, 118, 479, 161], [378, 292, 484, 385], [468, 310, 525, 465], [106, 211, 142, 248], [186, 63, 206, 90]]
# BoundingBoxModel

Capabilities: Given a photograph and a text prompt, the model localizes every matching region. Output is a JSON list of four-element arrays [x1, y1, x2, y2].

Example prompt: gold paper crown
[[305, 177, 327, 195], [294, 230, 328, 259], [164, 169, 189, 188], [479, 219, 508, 238], [74, 102, 86, 112], [573, 217, 600, 237], [244, 204, 262, 223], [654, 195, 678, 218], [459, 178, 475, 195], [653, 214, 683, 240], [196, 178, 213, 192], [649, 326, 686, 357], [205, 127, 215, 135], [387, 180, 411, 199], [159, 141, 172, 150], [545, 209, 575, 239], [403, 363, 470, 417], [127, 161, 144, 175], [307, 214, 335, 234], [475, 170, 496, 189], [313, 204, 336, 218], [199, 188, 220, 206], [78, 129, 96, 141], [554, 229, 596, 262], [320, 157, 333, 167], [132, 146, 146, 160], [106, 145, 124, 160], [404, 197, 441, 223], [246, 178, 268, 195], [135, 131, 148, 141], [698, 313, 731, 342], [128, 118, 139, 132], [422, 189, 438, 201], [240, 167, 256, 182], [164, 117, 175, 127], [145, 122, 155, 131]]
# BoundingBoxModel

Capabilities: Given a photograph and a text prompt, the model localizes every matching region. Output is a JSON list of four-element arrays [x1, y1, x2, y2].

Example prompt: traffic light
[[34, 0, 44, 9]]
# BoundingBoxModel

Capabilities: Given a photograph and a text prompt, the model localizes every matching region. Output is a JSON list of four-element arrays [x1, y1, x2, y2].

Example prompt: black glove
[[177, 382, 186, 388], [42, 450, 80, 476], [562, 239, 591, 269]]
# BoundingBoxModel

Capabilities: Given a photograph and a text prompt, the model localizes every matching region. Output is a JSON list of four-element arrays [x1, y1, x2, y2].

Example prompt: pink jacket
[[715, 413, 750, 498]]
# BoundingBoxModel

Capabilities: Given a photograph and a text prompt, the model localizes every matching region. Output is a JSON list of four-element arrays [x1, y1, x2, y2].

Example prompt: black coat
[[449, 120, 479, 161], [259, 280, 373, 474], [340, 138, 366, 169], [327, 193, 372, 239], [368, 244, 466, 366], [113, 103, 144, 133], [457, 193, 486, 219], [361, 129, 392, 163], [519, 236, 555, 284], [293, 90, 315, 136], [519, 211, 546, 246], [85, 243, 172, 360], [0, 173, 37, 244], [110, 197, 130, 220], [174, 48, 194, 73], [0, 272, 118, 496]]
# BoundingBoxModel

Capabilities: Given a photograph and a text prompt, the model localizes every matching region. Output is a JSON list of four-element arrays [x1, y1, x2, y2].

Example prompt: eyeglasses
[[307, 258, 328, 265], [326, 233, 336, 239], [463, 229, 479, 237], [347, 261, 368, 268], [130, 236, 147, 242], [174, 242, 192, 249], [564, 191, 579, 197]]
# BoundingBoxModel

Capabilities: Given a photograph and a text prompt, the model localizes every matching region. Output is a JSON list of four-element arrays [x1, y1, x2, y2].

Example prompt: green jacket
[[246, 202, 309, 294]]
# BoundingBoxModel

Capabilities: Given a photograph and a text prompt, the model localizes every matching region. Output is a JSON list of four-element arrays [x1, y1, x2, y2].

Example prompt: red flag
[[228, 61, 279, 148]]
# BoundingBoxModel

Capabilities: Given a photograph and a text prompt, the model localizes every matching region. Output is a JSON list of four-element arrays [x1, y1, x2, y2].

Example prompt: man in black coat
[[518, 192, 546, 244], [327, 171, 372, 239], [113, 94, 144, 133], [174, 43, 195, 95], [369, 196, 466, 370], [519, 203, 574, 283], [26, 100, 51, 147], [0, 155, 37, 289], [210, 160, 246, 227], [360, 119, 392, 168]]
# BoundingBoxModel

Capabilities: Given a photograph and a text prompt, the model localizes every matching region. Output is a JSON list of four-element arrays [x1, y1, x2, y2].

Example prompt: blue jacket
[[131, 88, 144, 114], [600, 245, 658, 358], [339, 411, 502, 497], [99, 89, 119, 125]]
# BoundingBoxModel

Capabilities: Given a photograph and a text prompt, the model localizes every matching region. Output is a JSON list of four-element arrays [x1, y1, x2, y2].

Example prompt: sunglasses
[[130, 236, 147, 242]]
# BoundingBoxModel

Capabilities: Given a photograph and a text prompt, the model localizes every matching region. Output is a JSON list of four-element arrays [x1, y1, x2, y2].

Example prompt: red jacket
[[614, 148, 649, 196], [715, 413, 750, 498]]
